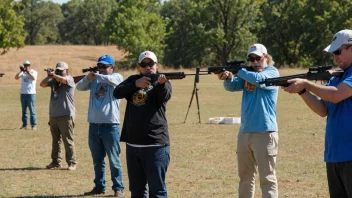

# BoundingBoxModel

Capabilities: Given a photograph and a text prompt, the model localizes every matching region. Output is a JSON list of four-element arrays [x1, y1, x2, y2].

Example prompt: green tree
[[106, 0, 166, 67], [20, 0, 63, 45], [0, 0, 26, 55], [59, 0, 116, 45], [259, 0, 352, 67], [162, 0, 263, 68]]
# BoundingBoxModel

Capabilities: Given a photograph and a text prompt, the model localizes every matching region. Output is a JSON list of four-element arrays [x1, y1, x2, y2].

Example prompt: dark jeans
[[20, 94, 36, 127], [126, 144, 170, 198], [89, 123, 124, 191], [326, 161, 352, 198]]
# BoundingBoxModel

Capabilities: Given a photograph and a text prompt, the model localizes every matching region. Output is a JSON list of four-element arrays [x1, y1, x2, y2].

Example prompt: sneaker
[[20, 126, 28, 130], [67, 163, 76, 171], [114, 190, 125, 197], [84, 187, 105, 196], [46, 162, 61, 169], [32, 126, 37, 130]]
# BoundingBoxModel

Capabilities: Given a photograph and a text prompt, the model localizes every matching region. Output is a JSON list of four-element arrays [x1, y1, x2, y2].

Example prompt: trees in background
[[0, 0, 351, 68], [0, 0, 25, 55]]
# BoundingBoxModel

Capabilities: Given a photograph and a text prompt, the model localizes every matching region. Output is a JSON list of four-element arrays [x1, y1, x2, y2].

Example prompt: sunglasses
[[97, 64, 110, 69], [247, 56, 262, 62], [24, 64, 30, 67], [140, 61, 155, 68]]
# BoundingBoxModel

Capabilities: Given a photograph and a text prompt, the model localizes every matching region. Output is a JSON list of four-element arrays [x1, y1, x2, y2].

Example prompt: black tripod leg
[[183, 87, 195, 123], [195, 87, 201, 123]]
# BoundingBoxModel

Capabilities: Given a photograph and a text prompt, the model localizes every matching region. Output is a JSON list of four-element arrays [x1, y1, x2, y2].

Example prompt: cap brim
[[323, 42, 343, 53], [98, 61, 113, 65], [248, 51, 264, 57], [56, 67, 65, 70]]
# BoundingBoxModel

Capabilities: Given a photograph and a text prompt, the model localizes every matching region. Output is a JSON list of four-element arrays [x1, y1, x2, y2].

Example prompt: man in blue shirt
[[76, 54, 125, 197], [217, 44, 280, 198], [283, 29, 352, 197]]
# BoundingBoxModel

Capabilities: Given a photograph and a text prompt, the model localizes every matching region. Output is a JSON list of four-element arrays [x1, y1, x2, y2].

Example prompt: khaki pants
[[237, 132, 278, 198], [49, 115, 76, 165]]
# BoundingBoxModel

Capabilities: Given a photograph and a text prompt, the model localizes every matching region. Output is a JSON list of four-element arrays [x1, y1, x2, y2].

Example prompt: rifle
[[44, 68, 55, 72], [259, 65, 344, 87], [82, 66, 98, 73], [206, 60, 253, 74], [0, 73, 4, 77], [140, 72, 207, 82], [73, 66, 98, 83]]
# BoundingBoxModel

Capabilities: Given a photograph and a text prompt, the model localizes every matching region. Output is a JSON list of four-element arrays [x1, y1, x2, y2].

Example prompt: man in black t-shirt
[[114, 51, 171, 198]]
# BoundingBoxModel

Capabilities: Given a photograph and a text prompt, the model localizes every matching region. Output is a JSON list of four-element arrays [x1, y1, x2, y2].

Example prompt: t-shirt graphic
[[244, 81, 256, 92], [95, 83, 108, 100], [53, 82, 62, 101], [132, 85, 153, 106], [23, 76, 29, 83]]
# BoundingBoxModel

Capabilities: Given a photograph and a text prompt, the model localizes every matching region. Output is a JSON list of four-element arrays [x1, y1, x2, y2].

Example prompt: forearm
[[52, 74, 68, 84], [40, 77, 51, 87], [15, 72, 22, 80], [27, 72, 35, 80], [300, 91, 327, 117], [305, 81, 339, 103]]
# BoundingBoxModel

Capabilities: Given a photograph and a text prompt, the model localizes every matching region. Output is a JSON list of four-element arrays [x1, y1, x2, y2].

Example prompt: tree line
[[1, 0, 351, 68]]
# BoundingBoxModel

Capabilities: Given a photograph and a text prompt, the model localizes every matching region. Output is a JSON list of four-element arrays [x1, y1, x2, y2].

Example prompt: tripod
[[183, 68, 201, 123]]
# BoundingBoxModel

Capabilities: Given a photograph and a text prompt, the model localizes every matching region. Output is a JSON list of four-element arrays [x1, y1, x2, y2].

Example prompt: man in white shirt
[[15, 60, 38, 130]]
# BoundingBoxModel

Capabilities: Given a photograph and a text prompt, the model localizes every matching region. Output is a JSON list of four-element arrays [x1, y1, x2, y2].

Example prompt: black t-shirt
[[113, 74, 172, 145]]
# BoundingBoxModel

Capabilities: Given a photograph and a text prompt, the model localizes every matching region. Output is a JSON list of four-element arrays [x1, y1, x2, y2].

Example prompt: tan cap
[[56, 62, 69, 70]]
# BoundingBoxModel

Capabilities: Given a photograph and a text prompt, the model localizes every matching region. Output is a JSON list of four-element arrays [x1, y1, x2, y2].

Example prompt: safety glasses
[[247, 56, 263, 62], [140, 61, 155, 68]]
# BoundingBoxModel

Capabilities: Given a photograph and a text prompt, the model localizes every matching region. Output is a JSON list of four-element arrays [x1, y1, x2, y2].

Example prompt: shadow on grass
[[15, 195, 117, 197], [0, 167, 46, 171]]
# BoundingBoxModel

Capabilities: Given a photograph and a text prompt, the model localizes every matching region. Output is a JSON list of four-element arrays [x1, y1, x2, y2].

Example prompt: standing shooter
[[283, 29, 352, 197], [15, 61, 37, 130], [216, 44, 280, 198], [76, 54, 125, 197], [40, 62, 77, 171]]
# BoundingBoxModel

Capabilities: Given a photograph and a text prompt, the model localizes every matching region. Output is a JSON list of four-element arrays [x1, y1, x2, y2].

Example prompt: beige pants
[[237, 132, 278, 198]]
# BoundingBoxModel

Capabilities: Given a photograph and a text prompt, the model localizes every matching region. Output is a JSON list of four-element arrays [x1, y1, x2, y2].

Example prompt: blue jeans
[[20, 94, 36, 127], [126, 145, 170, 198], [88, 123, 124, 191]]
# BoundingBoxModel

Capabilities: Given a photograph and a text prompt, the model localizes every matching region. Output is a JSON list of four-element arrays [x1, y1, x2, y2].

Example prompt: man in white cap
[[114, 51, 171, 198], [15, 60, 38, 130], [216, 44, 280, 198], [40, 61, 77, 171], [283, 29, 352, 197]]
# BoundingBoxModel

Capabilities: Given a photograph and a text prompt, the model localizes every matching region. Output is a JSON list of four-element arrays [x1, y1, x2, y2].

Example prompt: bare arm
[[40, 76, 52, 88], [299, 90, 327, 117], [52, 74, 68, 84], [15, 72, 23, 80]]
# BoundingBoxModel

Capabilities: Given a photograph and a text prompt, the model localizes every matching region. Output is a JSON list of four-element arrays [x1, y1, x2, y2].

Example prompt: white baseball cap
[[23, 61, 30, 65], [323, 29, 352, 53], [247, 43, 268, 57], [138, 51, 158, 63], [56, 62, 69, 70]]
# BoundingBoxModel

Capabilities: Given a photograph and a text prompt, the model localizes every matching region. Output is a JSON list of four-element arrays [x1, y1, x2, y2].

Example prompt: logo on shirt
[[132, 85, 153, 106], [244, 81, 256, 92], [95, 84, 107, 99]]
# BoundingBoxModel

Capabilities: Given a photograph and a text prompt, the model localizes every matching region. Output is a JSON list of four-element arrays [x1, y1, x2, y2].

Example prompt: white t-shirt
[[19, 69, 38, 94]]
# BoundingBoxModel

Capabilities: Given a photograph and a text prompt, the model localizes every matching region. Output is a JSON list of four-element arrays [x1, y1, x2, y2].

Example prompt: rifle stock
[[259, 66, 343, 87], [0, 73, 4, 77], [73, 75, 86, 83]]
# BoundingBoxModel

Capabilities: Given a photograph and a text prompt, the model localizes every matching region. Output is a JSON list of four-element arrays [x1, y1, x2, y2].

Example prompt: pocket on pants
[[267, 132, 278, 156]]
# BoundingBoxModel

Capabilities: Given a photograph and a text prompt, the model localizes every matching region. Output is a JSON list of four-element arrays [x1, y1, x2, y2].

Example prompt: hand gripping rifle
[[0, 73, 4, 77], [259, 65, 344, 87], [73, 66, 99, 83]]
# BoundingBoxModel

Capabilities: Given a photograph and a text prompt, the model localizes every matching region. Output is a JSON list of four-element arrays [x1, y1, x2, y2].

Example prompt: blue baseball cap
[[97, 54, 115, 66]]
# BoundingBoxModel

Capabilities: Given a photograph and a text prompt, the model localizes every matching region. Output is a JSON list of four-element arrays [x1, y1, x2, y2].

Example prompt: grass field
[[0, 46, 330, 197]]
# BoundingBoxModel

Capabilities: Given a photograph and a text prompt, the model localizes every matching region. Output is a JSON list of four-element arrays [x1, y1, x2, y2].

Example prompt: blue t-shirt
[[223, 66, 279, 133], [324, 65, 352, 162]]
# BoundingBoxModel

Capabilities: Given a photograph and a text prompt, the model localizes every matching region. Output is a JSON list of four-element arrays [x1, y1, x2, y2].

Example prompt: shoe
[[32, 126, 37, 130], [114, 190, 125, 197], [20, 126, 28, 130], [67, 163, 76, 171], [46, 162, 61, 169], [84, 187, 105, 196]]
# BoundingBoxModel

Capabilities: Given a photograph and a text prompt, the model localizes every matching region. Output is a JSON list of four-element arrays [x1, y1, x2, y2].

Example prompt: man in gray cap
[[283, 29, 352, 197], [15, 60, 38, 130], [40, 61, 77, 171]]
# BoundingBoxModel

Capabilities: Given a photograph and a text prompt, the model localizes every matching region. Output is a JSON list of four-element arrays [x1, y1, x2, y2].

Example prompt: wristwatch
[[298, 89, 306, 95]]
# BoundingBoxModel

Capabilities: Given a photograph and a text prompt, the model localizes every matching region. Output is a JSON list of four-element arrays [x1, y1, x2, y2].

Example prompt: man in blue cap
[[76, 54, 125, 197]]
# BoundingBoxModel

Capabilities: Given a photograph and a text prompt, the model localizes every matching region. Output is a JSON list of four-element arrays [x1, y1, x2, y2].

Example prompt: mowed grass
[[0, 46, 329, 197]]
